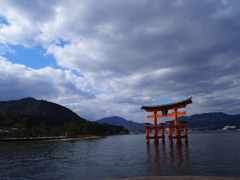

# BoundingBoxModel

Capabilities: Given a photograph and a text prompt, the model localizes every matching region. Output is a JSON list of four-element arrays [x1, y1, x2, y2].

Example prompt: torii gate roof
[[141, 97, 192, 112]]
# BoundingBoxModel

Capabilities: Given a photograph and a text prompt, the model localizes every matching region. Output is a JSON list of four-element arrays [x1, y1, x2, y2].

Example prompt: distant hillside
[[96, 112, 240, 131], [0, 97, 86, 126], [96, 116, 145, 132], [178, 112, 240, 130]]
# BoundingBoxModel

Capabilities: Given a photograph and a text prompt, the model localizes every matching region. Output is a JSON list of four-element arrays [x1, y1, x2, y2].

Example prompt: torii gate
[[141, 97, 192, 144]]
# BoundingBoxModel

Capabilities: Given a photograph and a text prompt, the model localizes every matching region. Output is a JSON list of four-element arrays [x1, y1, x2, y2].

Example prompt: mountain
[[96, 116, 146, 132], [0, 97, 86, 126], [96, 112, 240, 132], [178, 112, 240, 130]]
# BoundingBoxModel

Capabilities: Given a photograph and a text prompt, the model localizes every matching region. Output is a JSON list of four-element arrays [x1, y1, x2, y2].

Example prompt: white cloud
[[0, 57, 95, 102], [1, 0, 240, 122]]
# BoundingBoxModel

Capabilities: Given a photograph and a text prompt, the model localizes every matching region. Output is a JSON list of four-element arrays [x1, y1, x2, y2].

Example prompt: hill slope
[[96, 112, 240, 131], [178, 112, 240, 130], [96, 116, 145, 132], [0, 97, 86, 126]]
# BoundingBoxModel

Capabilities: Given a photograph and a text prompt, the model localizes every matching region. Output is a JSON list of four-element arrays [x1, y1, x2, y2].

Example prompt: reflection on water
[[146, 143, 190, 175], [1, 132, 240, 179]]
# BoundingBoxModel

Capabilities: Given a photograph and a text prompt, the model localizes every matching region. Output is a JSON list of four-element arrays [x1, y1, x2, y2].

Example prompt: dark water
[[0, 131, 240, 180]]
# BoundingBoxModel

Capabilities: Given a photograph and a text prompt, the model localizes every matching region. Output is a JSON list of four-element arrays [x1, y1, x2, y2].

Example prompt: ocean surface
[[0, 131, 240, 180]]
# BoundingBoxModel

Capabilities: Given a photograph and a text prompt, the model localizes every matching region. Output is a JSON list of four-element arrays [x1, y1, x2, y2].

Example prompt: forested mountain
[[1, 97, 239, 134], [0, 97, 86, 126], [96, 116, 146, 132], [0, 98, 129, 138], [178, 112, 240, 130], [96, 112, 240, 131]]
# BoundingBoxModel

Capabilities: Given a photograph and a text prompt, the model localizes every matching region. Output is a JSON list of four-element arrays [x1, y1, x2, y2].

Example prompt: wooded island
[[0, 97, 129, 139]]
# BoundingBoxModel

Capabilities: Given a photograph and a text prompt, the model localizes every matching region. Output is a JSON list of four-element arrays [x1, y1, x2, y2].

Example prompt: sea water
[[0, 131, 240, 180]]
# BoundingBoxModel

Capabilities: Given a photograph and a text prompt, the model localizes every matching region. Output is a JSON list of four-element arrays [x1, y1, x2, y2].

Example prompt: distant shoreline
[[0, 135, 105, 142]]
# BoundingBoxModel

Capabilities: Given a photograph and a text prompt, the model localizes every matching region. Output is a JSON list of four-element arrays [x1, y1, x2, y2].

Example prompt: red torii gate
[[141, 97, 192, 144]]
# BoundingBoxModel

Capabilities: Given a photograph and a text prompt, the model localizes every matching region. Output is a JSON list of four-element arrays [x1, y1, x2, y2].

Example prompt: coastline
[[0, 135, 105, 142]]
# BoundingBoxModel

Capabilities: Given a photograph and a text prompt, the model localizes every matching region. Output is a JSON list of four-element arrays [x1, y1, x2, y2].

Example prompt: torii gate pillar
[[141, 97, 192, 144]]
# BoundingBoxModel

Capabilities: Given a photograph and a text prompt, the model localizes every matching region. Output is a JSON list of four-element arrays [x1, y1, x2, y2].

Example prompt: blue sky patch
[[57, 39, 71, 48], [0, 16, 9, 26], [2, 44, 85, 78], [4, 44, 60, 69]]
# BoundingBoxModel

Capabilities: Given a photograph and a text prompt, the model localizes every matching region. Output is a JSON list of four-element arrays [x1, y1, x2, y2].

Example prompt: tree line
[[0, 113, 129, 138]]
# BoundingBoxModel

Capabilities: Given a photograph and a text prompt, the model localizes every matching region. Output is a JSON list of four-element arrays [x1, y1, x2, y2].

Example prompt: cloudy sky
[[0, 0, 240, 123]]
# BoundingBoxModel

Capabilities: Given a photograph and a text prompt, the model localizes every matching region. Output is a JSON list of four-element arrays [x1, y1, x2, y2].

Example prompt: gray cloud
[[1, 0, 240, 122]]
